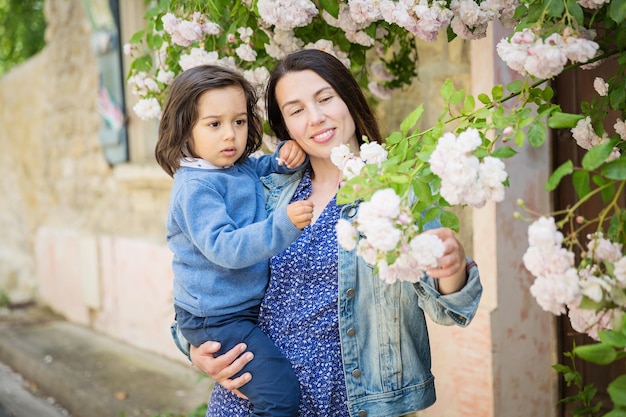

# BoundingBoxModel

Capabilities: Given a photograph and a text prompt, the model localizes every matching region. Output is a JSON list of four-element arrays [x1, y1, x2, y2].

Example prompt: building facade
[[0, 1, 557, 415]]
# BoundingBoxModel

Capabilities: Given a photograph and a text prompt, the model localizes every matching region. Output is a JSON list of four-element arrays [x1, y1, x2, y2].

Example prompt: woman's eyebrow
[[281, 87, 333, 111]]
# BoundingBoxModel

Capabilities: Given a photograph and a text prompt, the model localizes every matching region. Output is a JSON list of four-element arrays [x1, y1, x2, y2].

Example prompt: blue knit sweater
[[167, 150, 304, 317]]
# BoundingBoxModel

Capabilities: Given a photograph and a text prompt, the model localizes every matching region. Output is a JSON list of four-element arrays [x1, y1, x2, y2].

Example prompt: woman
[[175, 49, 482, 417]]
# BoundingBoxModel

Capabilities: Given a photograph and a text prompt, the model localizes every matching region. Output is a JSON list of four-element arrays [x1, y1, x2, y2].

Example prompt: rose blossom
[[359, 142, 388, 165], [335, 219, 357, 251], [593, 77, 608, 96]]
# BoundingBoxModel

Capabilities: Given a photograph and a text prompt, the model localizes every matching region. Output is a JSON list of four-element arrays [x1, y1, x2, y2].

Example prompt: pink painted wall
[[35, 227, 184, 363]]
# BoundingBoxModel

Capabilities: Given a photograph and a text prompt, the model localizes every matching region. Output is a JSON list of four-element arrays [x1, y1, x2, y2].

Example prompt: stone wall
[[0, 0, 179, 361]]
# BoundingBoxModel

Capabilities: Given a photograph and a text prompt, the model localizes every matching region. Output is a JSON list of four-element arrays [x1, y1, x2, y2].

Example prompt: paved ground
[[0, 304, 213, 417], [0, 361, 70, 417]]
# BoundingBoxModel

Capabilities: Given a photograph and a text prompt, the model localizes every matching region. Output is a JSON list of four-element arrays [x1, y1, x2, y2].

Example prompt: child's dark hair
[[266, 49, 383, 146], [156, 65, 263, 177]]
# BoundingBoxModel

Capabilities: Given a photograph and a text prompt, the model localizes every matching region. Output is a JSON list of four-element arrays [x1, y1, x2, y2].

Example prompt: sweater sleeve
[[171, 178, 303, 269]]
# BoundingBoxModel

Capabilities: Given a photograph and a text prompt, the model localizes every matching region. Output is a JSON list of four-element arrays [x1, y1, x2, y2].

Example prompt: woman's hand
[[190, 341, 254, 399], [422, 228, 467, 294]]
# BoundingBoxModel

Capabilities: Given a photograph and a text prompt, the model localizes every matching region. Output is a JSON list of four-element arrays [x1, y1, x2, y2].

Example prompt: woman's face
[[274, 70, 358, 160]]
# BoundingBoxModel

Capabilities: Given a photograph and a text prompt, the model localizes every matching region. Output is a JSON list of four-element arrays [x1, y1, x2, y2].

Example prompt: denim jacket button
[[347, 328, 356, 337], [352, 369, 362, 378], [347, 207, 357, 217], [357, 410, 367, 417], [346, 288, 355, 298]]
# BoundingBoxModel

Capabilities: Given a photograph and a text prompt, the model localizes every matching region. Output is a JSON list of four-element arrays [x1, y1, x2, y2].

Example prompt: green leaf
[[514, 130, 525, 147], [441, 79, 454, 101], [129, 29, 146, 44], [413, 181, 433, 206], [492, 84, 504, 101], [601, 183, 617, 203], [610, 0, 626, 23], [608, 375, 626, 406], [464, 95, 476, 113], [490, 146, 517, 159], [318, 0, 340, 18], [439, 210, 460, 232], [602, 156, 626, 180], [566, 0, 584, 24], [542, 86, 554, 101], [400, 105, 424, 136], [546, 0, 565, 17], [599, 329, 626, 348], [477, 93, 491, 105], [449, 89, 465, 105], [547, 112, 584, 129], [582, 139, 620, 170], [386, 131, 403, 145], [572, 170, 591, 199], [129, 54, 154, 74], [527, 123, 547, 147], [552, 363, 571, 373], [421, 207, 440, 225], [506, 80, 524, 93], [574, 343, 617, 365], [545, 160, 573, 191]]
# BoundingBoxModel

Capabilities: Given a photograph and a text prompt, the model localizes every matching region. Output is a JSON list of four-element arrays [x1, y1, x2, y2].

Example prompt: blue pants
[[175, 305, 300, 417]]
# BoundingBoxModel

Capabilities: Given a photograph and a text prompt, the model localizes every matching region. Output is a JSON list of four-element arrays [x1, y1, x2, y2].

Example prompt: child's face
[[189, 85, 249, 167]]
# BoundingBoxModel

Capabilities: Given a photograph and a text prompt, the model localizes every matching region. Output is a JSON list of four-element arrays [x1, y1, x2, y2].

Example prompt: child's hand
[[286, 200, 314, 229], [278, 140, 307, 169]]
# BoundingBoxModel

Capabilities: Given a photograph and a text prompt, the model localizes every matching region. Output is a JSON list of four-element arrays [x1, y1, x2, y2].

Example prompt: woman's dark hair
[[155, 65, 263, 177], [266, 49, 383, 146]]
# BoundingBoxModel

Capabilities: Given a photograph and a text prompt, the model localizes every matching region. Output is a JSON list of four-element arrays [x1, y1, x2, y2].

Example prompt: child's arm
[[173, 180, 311, 270], [249, 140, 308, 177]]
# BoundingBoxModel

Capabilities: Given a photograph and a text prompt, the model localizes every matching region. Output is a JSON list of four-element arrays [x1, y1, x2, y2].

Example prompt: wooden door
[[553, 56, 625, 415]]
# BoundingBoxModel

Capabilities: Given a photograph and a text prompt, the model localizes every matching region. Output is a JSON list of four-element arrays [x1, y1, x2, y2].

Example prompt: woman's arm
[[190, 341, 254, 399]]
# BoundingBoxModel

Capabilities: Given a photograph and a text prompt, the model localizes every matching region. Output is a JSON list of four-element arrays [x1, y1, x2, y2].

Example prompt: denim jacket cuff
[[170, 322, 192, 362], [414, 257, 482, 327]]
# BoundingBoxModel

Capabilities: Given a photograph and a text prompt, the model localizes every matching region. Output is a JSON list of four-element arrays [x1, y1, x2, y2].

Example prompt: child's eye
[[234, 119, 247, 126], [209, 121, 220, 128]]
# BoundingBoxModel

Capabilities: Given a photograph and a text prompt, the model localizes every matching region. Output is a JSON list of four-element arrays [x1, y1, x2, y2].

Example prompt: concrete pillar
[[422, 22, 559, 417]]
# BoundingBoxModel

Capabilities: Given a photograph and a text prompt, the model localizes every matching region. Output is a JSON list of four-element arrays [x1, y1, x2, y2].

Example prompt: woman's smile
[[311, 128, 335, 143]]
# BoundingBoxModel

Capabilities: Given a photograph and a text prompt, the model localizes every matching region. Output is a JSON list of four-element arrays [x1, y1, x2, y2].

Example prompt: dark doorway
[[552, 56, 626, 416]]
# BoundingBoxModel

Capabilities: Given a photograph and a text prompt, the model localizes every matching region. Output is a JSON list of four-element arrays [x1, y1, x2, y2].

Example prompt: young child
[[155, 64, 313, 417]]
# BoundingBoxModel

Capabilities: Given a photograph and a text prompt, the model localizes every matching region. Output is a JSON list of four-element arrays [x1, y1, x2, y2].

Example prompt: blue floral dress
[[207, 170, 349, 417]]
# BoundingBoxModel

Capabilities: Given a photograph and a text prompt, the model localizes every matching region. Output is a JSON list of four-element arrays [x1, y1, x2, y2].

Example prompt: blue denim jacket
[[172, 170, 483, 417]]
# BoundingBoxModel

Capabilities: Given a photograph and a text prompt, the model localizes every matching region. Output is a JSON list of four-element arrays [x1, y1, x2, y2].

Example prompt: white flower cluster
[[330, 142, 388, 180], [571, 116, 622, 161], [126, 0, 526, 120], [496, 27, 599, 79], [346, 0, 519, 43], [335, 189, 445, 284], [429, 128, 508, 208], [331, 142, 443, 284], [523, 217, 626, 339], [257, 0, 319, 31], [126, 8, 351, 120]]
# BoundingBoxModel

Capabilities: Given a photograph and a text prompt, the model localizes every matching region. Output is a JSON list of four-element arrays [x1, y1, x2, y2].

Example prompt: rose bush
[[125, 0, 626, 413]]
